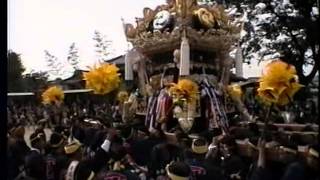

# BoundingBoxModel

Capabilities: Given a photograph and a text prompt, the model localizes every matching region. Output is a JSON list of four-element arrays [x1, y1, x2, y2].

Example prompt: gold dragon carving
[[175, 0, 197, 17], [124, 0, 234, 42]]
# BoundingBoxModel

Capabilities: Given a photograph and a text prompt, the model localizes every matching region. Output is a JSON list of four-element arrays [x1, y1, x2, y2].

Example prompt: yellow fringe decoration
[[42, 86, 64, 105], [83, 63, 121, 95], [257, 60, 303, 106], [169, 79, 199, 103]]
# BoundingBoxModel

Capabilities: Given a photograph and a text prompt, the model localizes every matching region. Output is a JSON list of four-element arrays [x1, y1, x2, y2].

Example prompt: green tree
[[224, 0, 319, 85], [7, 50, 25, 92], [22, 71, 48, 91]]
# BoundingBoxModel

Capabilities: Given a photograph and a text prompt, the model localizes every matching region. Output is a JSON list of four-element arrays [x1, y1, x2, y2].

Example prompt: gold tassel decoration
[[117, 91, 129, 104], [179, 31, 190, 76]]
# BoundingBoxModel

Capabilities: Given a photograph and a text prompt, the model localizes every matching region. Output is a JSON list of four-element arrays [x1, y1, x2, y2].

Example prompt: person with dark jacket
[[219, 136, 246, 180], [186, 138, 224, 180], [46, 132, 69, 180], [148, 142, 185, 179], [24, 131, 47, 180], [7, 126, 30, 180], [95, 137, 141, 180], [62, 128, 117, 180], [130, 127, 165, 167], [165, 161, 192, 180]]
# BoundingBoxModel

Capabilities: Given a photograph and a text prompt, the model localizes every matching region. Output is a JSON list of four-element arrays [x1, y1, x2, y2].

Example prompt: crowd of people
[[7, 97, 115, 129], [7, 97, 319, 180]]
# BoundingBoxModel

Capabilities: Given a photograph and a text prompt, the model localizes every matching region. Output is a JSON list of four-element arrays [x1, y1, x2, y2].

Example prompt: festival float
[[79, 0, 318, 162], [121, 0, 240, 133]]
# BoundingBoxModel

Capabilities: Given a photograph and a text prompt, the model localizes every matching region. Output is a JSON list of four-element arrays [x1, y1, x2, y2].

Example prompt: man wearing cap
[[34, 128, 47, 145], [130, 125, 165, 167], [64, 141, 83, 162], [85, 129, 107, 158], [148, 142, 185, 179], [46, 132, 69, 180], [186, 138, 224, 180], [24, 131, 47, 180], [219, 136, 245, 180], [62, 128, 119, 180], [95, 136, 142, 180], [165, 161, 191, 180], [62, 137, 96, 180]]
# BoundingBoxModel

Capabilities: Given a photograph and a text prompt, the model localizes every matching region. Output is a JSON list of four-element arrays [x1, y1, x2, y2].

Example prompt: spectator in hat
[[46, 132, 69, 180], [103, 137, 141, 180], [148, 142, 185, 179], [186, 138, 224, 180], [219, 135, 246, 180], [29, 131, 46, 155], [24, 132, 47, 180], [64, 141, 83, 162], [87, 129, 107, 157], [34, 128, 47, 144], [62, 141, 93, 180], [165, 161, 191, 180], [71, 125, 85, 144], [63, 127, 122, 180], [205, 133, 222, 167], [64, 128, 135, 180], [48, 132, 67, 155], [130, 127, 165, 167]]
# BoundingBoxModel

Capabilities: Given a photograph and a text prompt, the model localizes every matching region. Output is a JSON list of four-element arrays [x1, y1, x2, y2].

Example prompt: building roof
[[105, 55, 125, 65], [60, 70, 85, 82]]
